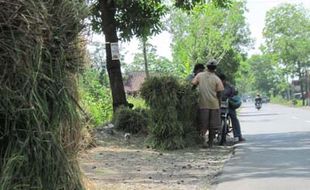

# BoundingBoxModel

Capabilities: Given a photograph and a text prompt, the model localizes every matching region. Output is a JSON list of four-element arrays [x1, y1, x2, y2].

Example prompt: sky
[[245, 0, 310, 55], [89, 0, 310, 63]]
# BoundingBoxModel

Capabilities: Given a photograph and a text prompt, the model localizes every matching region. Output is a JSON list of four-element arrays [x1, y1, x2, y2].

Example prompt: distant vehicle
[[262, 96, 270, 103], [293, 93, 303, 100], [242, 95, 252, 102]]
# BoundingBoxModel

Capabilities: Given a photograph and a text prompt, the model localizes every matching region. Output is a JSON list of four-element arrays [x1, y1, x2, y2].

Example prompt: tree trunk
[[305, 68, 309, 106], [99, 0, 127, 111], [142, 39, 150, 78], [297, 61, 305, 106], [286, 75, 291, 100]]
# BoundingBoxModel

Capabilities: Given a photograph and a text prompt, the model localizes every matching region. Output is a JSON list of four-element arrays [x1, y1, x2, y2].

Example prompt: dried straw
[[0, 0, 88, 189]]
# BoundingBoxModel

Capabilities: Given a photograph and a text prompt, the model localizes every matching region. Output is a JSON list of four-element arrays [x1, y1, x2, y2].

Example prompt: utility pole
[[306, 68, 309, 106]]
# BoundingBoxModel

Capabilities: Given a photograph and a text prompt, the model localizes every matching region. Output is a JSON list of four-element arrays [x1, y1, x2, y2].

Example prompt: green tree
[[263, 3, 310, 105], [235, 58, 254, 95], [80, 68, 113, 125], [88, 42, 110, 87], [124, 41, 174, 74], [169, 1, 252, 80], [88, 41, 106, 69], [89, 0, 231, 110], [247, 54, 287, 97]]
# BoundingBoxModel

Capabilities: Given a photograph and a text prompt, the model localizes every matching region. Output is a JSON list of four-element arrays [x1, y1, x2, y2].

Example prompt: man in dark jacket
[[219, 74, 245, 142]]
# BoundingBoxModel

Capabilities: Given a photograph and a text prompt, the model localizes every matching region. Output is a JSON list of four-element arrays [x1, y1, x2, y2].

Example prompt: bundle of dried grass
[[0, 0, 88, 189], [140, 76, 201, 150]]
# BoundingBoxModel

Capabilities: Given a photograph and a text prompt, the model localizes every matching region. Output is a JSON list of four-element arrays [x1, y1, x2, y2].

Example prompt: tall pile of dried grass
[[140, 76, 201, 150], [0, 0, 87, 189]]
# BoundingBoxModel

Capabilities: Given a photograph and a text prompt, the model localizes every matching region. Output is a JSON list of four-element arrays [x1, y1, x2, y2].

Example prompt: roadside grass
[[271, 96, 303, 107]]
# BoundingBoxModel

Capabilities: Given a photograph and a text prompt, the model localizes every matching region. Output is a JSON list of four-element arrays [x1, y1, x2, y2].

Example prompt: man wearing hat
[[192, 59, 224, 147]]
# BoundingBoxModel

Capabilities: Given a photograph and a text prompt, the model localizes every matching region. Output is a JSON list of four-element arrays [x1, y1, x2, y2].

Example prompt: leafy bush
[[79, 69, 113, 126], [113, 106, 149, 134], [140, 76, 200, 150], [271, 96, 289, 105], [271, 96, 304, 107]]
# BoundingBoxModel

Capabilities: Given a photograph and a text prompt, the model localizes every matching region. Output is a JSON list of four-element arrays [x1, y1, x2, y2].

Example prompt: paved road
[[213, 103, 310, 190]]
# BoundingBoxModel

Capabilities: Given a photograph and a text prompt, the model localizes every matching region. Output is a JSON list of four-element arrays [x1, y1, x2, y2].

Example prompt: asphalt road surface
[[213, 103, 310, 190]]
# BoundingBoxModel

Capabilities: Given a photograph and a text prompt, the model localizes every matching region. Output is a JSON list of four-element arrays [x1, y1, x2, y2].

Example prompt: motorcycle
[[217, 100, 233, 145], [255, 101, 262, 110]]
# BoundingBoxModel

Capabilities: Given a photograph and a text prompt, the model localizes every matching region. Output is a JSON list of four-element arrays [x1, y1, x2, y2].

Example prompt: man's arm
[[217, 91, 222, 107], [191, 74, 199, 86], [231, 85, 236, 97], [216, 78, 225, 107]]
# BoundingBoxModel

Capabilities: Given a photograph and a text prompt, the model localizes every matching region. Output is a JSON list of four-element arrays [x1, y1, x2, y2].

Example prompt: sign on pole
[[110, 42, 120, 60]]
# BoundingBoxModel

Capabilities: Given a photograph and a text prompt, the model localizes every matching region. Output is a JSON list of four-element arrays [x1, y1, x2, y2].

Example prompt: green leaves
[[250, 54, 285, 96], [262, 3, 310, 101], [124, 40, 174, 74], [89, 0, 168, 40], [90, 0, 232, 40], [263, 4, 310, 70], [116, 0, 168, 40], [174, 0, 232, 10], [169, 1, 251, 80], [79, 68, 113, 125]]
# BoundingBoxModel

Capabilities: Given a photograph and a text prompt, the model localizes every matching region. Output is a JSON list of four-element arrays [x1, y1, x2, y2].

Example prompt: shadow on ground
[[217, 132, 310, 183]]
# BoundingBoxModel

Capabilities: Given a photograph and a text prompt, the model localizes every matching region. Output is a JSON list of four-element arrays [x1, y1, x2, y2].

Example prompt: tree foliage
[[169, 1, 252, 80], [263, 3, 310, 103], [175, 0, 231, 10], [79, 68, 113, 125], [263, 3, 310, 68], [87, 41, 111, 87], [246, 54, 287, 97], [235, 59, 254, 94], [124, 41, 174, 74], [88, 42, 106, 69], [90, 0, 167, 40]]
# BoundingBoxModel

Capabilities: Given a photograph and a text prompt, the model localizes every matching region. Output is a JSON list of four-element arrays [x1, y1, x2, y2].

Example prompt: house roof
[[124, 71, 147, 93]]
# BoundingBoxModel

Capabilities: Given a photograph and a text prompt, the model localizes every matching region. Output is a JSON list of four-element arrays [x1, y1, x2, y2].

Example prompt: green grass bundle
[[113, 107, 149, 134], [176, 82, 203, 145], [140, 76, 201, 150], [0, 0, 88, 189]]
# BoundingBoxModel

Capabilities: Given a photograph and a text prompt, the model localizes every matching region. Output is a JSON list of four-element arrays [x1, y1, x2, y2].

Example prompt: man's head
[[218, 73, 226, 82], [193, 64, 205, 75], [234, 89, 239, 95], [206, 59, 218, 72]]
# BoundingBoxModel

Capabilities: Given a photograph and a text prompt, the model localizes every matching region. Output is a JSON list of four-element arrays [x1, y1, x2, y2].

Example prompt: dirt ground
[[79, 127, 234, 190]]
